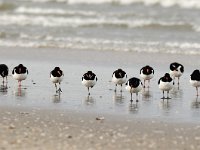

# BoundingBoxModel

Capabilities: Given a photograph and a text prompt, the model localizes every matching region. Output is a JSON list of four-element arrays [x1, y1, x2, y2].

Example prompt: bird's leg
[[88, 87, 90, 96], [143, 80, 146, 88], [130, 93, 133, 103], [167, 91, 171, 99], [161, 91, 165, 99], [196, 87, 199, 97], [114, 84, 117, 93], [5, 77, 8, 88], [55, 83, 58, 93], [147, 79, 150, 88], [173, 77, 175, 85], [120, 84, 122, 92], [136, 93, 139, 103], [58, 82, 62, 93], [178, 77, 180, 85], [18, 81, 21, 87], [177, 77, 180, 90]]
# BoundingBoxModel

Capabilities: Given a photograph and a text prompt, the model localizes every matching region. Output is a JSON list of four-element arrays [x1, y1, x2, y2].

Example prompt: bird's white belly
[[125, 85, 142, 93], [50, 75, 63, 83], [13, 73, 27, 81], [159, 81, 173, 91], [82, 79, 96, 87], [112, 76, 126, 85], [170, 70, 182, 78], [140, 73, 154, 80], [190, 79, 200, 87]]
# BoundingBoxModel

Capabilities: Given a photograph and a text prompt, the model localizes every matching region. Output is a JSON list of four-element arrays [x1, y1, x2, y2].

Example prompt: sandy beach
[[0, 47, 200, 149], [0, 106, 200, 150]]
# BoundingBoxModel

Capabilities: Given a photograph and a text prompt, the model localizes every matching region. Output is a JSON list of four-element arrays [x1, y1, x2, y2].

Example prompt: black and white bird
[[140, 65, 154, 88], [158, 73, 174, 99], [12, 64, 28, 87], [190, 69, 200, 96], [112, 68, 127, 92], [0, 64, 9, 84], [82, 71, 97, 96], [169, 62, 184, 86], [125, 77, 142, 103], [50, 67, 64, 93]]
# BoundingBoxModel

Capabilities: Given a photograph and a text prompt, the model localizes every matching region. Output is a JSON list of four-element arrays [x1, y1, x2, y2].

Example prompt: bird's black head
[[170, 62, 184, 72], [54, 67, 60, 71], [87, 71, 93, 74], [18, 64, 24, 67], [164, 73, 172, 82], [191, 69, 200, 75], [128, 77, 141, 88], [142, 65, 153, 75], [191, 69, 200, 81]]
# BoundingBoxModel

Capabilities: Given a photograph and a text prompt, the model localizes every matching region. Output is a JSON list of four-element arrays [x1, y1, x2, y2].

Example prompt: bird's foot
[[136, 99, 139, 103], [56, 88, 62, 93], [166, 97, 171, 99]]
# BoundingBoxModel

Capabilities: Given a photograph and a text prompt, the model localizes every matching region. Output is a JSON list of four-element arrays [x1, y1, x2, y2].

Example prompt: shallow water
[[0, 52, 200, 123]]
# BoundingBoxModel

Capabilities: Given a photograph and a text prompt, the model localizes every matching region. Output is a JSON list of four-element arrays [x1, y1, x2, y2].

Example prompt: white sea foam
[[0, 13, 194, 31], [29, 0, 200, 9], [15, 6, 97, 17], [1, 35, 200, 55]]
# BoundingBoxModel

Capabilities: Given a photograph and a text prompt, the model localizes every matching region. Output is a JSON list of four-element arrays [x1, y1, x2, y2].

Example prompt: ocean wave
[[1, 36, 200, 55], [0, 14, 195, 31], [15, 6, 97, 17], [28, 0, 200, 9]]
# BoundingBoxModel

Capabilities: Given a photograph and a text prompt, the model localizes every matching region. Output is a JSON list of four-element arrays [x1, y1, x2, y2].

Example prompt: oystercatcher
[[12, 64, 28, 87], [125, 77, 142, 103], [190, 69, 200, 96], [158, 73, 173, 99], [140, 65, 154, 88], [112, 68, 127, 92], [169, 62, 184, 86], [82, 71, 97, 96], [50, 67, 64, 93], [0, 64, 9, 84]]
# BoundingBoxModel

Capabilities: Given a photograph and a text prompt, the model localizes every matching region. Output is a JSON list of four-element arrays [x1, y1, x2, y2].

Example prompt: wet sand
[[0, 47, 200, 149], [0, 107, 200, 150]]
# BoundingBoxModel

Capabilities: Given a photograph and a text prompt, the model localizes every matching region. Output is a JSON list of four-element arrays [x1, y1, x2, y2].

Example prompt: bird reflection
[[160, 100, 170, 111], [113, 92, 124, 105], [142, 88, 152, 100], [191, 96, 200, 109], [52, 93, 61, 103], [171, 87, 183, 99], [15, 86, 26, 97], [84, 95, 95, 105], [0, 84, 8, 93], [129, 103, 139, 114]]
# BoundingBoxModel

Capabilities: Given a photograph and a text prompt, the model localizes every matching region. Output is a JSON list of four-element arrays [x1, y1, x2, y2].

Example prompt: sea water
[[1, 0, 200, 55]]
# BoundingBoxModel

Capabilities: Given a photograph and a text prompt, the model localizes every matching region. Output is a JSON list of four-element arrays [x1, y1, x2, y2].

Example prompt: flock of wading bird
[[0, 62, 200, 103]]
